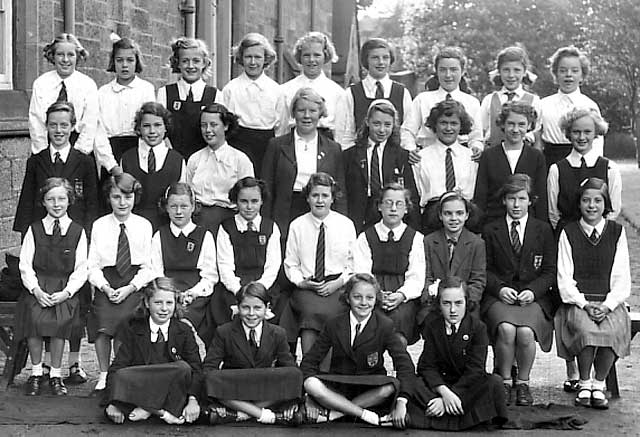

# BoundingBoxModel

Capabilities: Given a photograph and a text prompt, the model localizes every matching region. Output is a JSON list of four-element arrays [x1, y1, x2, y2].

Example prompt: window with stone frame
[[0, 0, 12, 90]]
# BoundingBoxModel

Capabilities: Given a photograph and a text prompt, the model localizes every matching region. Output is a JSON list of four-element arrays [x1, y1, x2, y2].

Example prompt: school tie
[[352, 323, 362, 347], [447, 237, 457, 264], [115, 223, 133, 278], [589, 228, 599, 243], [57, 81, 68, 102], [52, 219, 62, 243], [247, 220, 256, 232], [53, 152, 64, 175], [156, 329, 166, 343], [186, 86, 194, 103], [375, 81, 384, 99], [370, 143, 381, 197], [387, 230, 395, 242], [147, 147, 156, 174], [445, 147, 456, 191], [314, 222, 325, 281], [450, 323, 457, 336], [445, 93, 453, 101], [505, 91, 516, 102], [510, 220, 522, 256], [249, 328, 258, 354]]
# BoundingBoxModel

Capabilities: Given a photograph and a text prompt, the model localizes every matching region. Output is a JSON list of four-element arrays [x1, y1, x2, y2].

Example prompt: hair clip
[[109, 32, 122, 43]]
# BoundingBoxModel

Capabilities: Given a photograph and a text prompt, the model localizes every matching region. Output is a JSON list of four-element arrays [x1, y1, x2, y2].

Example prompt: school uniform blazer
[[107, 317, 203, 400], [424, 228, 486, 305], [482, 217, 557, 318], [300, 311, 415, 397], [261, 130, 347, 232], [343, 138, 420, 230], [203, 319, 295, 371], [417, 313, 488, 399], [473, 144, 547, 223], [14, 148, 99, 235]]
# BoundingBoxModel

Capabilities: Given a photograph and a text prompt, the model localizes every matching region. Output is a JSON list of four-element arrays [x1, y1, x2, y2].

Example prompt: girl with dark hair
[[203, 282, 302, 426], [104, 277, 202, 425], [151, 182, 217, 344]]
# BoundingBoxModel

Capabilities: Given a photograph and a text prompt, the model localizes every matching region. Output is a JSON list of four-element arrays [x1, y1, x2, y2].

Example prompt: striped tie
[[375, 81, 384, 99], [314, 222, 325, 281], [147, 147, 156, 174], [115, 223, 132, 278], [445, 147, 456, 191], [57, 81, 67, 102], [370, 143, 381, 196], [510, 221, 521, 256]]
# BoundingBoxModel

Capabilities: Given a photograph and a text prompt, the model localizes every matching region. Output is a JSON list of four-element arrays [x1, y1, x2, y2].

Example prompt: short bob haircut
[[228, 176, 270, 205], [46, 101, 77, 126], [500, 173, 537, 205], [378, 182, 413, 213], [43, 33, 89, 64], [438, 190, 470, 216], [102, 172, 143, 206], [434, 46, 467, 71], [360, 38, 395, 69], [496, 101, 538, 132], [434, 275, 477, 313], [560, 107, 609, 141], [233, 32, 277, 68], [577, 177, 613, 218], [492, 46, 533, 87], [425, 99, 473, 135], [39, 177, 75, 205], [342, 273, 380, 306], [356, 99, 400, 146], [289, 87, 328, 119], [134, 102, 172, 137], [107, 37, 145, 73], [549, 45, 590, 80], [159, 182, 199, 217], [237, 281, 271, 306], [169, 37, 213, 80], [302, 172, 341, 200], [200, 103, 240, 139], [293, 31, 339, 65], [141, 277, 184, 319]]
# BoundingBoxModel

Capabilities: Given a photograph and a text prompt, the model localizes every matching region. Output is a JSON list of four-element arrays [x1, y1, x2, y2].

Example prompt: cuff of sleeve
[[575, 297, 588, 309], [603, 300, 619, 312]]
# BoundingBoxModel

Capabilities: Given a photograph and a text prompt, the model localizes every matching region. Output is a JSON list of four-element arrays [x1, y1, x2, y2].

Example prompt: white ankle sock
[[258, 408, 276, 424], [360, 409, 379, 425], [50, 367, 62, 378], [31, 363, 43, 377], [592, 379, 606, 392], [578, 379, 592, 390]]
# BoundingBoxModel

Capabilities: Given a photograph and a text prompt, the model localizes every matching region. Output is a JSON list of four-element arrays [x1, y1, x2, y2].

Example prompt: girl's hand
[[390, 398, 408, 429], [316, 278, 342, 297], [584, 303, 600, 321], [33, 288, 54, 307], [49, 291, 69, 305], [182, 397, 200, 423], [111, 285, 134, 304], [282, 403, 297, 421], [470, 146, 482, 162], [426, 397, 445, 417], [181, 290, 195, 306], [381, 292, 404, 312], [299, 279, 323, 291], [499, 287, 518, 305], [408, 149, 422, 165], [517, 290, 535, 306], [440, 387, 464, 416]]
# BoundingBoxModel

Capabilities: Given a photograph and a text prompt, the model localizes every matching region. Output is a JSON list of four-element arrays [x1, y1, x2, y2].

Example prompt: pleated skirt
[[486, 301, 553, 352], [14, 292, 79, 340], [206, 367, 303, 401]]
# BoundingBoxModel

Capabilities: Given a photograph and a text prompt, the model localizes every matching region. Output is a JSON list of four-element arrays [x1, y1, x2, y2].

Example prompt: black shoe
[[25, 375, 42, 396], [41, 364, 51, 382], [563, 379, 580, 393], [590, 389, 609, 410], [63, 363, 88, 385], [207, 407, 238, 425], [49, 377, 68, 395], [503, 383, 512, 406], [515, 383, 533, 406], [275, 405, 304, 426]]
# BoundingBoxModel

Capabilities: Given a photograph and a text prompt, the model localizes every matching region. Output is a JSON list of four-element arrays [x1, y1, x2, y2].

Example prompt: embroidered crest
[[74, 179, 84, 197], [172, 101, 182, 111], [462, 334, 469, 341], [367, 352, 378, 367], [258, 234, 267, 245], [186, 242, 196, 252], [533, 255, 543, 270]]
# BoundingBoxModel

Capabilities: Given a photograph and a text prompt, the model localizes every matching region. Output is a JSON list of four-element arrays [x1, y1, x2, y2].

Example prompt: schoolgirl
[[480, 46, 541, 148], [215, 177, 281, 326], [120, 101, 186, 230], [281, 172, 356, 353], [300, 273, 415, 428], [223, 33, 284, 176], [203, 282, 303, 425], [17, 177, 88, 396], [97, 35, 155, 172], [353, 183, 425, 346], [474, 102, 547, 225], [407, 276, 508, 430], [555, 178, 631, 410], [151, 182, 217, 344], [335, 38, 413, 150], [343, 99, 419, 233], [536, 46, 604, 165], [419, 191, 485, 329], [156, 37, 224, 160], [482, 174, 556, 406], [87, 173, 155, 393], [104, 277, 202, 425]]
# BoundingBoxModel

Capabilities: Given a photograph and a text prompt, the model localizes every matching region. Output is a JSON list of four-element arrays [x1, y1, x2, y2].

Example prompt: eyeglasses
[[381, 199, 406, 209]]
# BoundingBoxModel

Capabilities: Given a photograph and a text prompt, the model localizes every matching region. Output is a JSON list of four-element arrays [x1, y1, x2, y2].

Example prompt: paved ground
[[1, 161, 640, 436]]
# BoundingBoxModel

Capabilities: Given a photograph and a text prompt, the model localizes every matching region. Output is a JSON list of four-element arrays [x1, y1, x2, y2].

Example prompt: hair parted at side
[[233, 32, 277, 68], [140, 277, 184, 319], [237, 281, 271, 306], [425, 99, 473, 135], [107, 37, 145, 73], [169, 37, 213, 80], [360, 38, 395, 68], [293, 31, 338, 65], [46, 101, 77, 126], [549, 45, 590, 79], [577, 177, 613, 217], [500, 173, 536, 204], [102, 172, 143, 205], [302, 172, 340, 199], [43, 33, 88, 64], [134, 101, 172, 136], [39, 177, 75, 205], [228, 176, 269, 204], [290, 87, 328, 119], [378, 182, 413, 212], [356, 99, 400, 146], [342, 273, 381, 304]]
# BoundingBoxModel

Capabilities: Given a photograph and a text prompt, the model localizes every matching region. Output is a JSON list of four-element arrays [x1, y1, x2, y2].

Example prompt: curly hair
[[107, 37, 145, 73], [549, 45, 590, 80], [134, 101, 172, 137], [425, 99, 473, 136], [200, 103, 240, 140], [496, 101, 538, 132], [560, 107, 609, 141], [102, 172, 143, 206], [43, 33, 88, 64], [293, 31, 338, 65], [233, 32, 276, 68], [169, 37, 213, 80]]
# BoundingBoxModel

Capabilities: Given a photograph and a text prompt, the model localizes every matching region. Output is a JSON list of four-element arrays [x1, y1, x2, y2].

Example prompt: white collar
[[149, 318, 170, 338], [579, 217, 606, 235], [506, 213, 528, 230], [309, 211, 332, 227], [435, 139, 462, 151], [110, 76, 143, 92], [568, 147, 599, 166], [170, 221, 196, 237], [444, 320, 461, 335], [301, 70, 327, 83], [294, 130, 319, 145], [557, 88, 583, 99], [242, 321, 263, 342], [500, 85, 525, 96], [49, 144, 72, 162], [240, 71, 268, 88], [43, 213, 71, 230], [377, 221, 406, 240], [368, 138, 387, 148], [139, 139, 169, 153], [235, 214, 262, 232], [349, 311, 372, 331]]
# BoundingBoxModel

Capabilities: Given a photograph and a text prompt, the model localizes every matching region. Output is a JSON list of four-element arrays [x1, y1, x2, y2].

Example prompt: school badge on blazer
[[533, 255, 543, 270], [258, 234, 267, 246], [74, 179, 84, 198], [172, 101, 182, 111], [186, 241, 196, 252], [367, 352, 378, 367]]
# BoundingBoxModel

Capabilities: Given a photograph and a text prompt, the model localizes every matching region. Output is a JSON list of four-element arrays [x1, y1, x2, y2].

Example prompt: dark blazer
[[300, 311, 415, 397], [417, 313, 488, 399], [203, 319, 295, 371], [343, 138, 420, 232], [107, 317, 203, 399], [261, 131, 347, 236], [473, 144, 547, 224], [423, 228, 486, 306], [14, 148, 99, 235], [482, 217, 557, 318]]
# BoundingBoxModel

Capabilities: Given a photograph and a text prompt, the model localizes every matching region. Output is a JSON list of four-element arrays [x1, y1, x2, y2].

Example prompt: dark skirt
[[88, 291, 142, 342], [70, 282, 91, 339], [194, 205, 235, 237], [14, 291, 79, 340], [554, 303, 631, 360], [209, 283, 237, 328], [228, 126, 274, 178], [181, 295, 214, 345], [408, 373, 508, 431], [485, 301, 553, 352], [206, 367, 303, 402], [315, 374, 399, 411], [377, 302, 419, 345], [109, 361, 192, 417]]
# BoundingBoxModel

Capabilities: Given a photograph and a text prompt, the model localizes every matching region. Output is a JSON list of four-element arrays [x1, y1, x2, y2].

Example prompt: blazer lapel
[[495, 220, 517, 269], [133, 322, 153, 365], [353, 145, 369, 186], [450, 229, 471, 274], [432, 231, 450, 272], [381, 146, 397, 182], [257, 323, 275, 366], [352, 312, 377, 351], [231, 319, 256, 366], [281, 134, 297, 166], [336, 314, 356, 360], [35, 151, 56, 178], [317, 135, 330, 171], [518, 219, 536, 270], [62, 149, 82, 179]]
